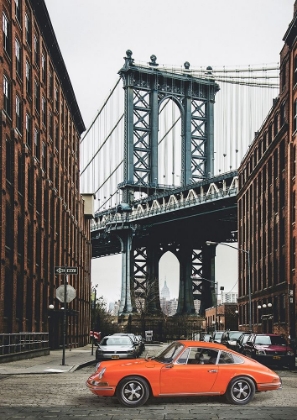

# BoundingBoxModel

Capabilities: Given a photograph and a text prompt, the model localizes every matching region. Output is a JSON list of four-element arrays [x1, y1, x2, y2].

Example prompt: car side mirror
[[165, 363, 173, 369]]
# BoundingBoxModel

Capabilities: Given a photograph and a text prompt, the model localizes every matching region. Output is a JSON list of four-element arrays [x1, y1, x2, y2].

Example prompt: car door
[[159, 347, 219, 395], [243, 334, 254, 357]]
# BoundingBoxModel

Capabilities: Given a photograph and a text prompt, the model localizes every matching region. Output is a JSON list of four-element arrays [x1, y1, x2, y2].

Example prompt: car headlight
[[127, 349, 135, 354], [98, 367, 106, 379], [287, 351, 295, 356], [256, 349, 266, 355]]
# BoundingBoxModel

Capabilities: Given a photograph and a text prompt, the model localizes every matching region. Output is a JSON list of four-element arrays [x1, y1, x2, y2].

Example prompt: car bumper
[[96, 353, 136, 361], [257, 380, 282, 392], [86, 379, 115, 397]]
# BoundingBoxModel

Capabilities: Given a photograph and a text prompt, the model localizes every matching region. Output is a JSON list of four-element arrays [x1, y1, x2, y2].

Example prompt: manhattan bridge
[[80, 51, 279, 316]]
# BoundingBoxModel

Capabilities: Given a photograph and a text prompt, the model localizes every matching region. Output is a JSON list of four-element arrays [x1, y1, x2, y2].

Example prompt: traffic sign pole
[[62, 267, 67, 366], [54, 265, 77, 366]]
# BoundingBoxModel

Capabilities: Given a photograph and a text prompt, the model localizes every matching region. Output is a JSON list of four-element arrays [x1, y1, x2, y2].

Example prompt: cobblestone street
[[0, 365, 297, 419]]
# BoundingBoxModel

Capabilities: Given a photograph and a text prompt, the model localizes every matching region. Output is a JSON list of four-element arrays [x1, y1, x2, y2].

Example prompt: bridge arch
[[159, 251, 179, 316]]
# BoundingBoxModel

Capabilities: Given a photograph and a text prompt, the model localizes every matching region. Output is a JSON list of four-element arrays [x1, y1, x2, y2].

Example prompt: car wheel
[[116, 376, 150, 407], [225, 376, 255, 405]]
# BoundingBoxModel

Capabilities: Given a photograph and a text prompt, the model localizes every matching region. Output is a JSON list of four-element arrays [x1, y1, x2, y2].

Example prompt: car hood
[[98, 345, 135, 351], [96, 358, 159, 370]]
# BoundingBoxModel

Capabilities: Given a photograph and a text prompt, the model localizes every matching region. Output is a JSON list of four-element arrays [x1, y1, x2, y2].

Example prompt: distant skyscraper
[[160, 281, 170, 300]]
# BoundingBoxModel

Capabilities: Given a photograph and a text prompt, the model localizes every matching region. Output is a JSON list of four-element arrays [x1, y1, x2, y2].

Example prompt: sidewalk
[[0, 343, 165, 375], [0, 344, 96, 375]]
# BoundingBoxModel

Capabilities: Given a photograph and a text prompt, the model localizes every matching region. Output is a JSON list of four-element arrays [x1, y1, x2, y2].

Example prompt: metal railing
[[0, 332, 49, 356]]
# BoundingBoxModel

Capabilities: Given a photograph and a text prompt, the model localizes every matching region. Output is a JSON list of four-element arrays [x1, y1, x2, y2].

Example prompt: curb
[[71, 359, 96, 372]]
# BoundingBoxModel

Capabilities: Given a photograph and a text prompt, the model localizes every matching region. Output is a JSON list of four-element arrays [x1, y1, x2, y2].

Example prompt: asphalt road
[[0, 364, 297, 419]]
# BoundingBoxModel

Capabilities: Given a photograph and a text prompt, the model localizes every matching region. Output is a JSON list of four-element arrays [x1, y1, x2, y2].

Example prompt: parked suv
[[220, 330, 244, 350], [242, 333, 295, 369]]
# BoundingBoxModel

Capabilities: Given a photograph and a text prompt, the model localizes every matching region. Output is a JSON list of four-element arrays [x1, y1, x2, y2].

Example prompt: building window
[[34, 80, 40, 113], [26, 61, 31, 96], [16, 95, 22, 132], [3, 75, 11, 117], [268, 123, 273, 143], [294, 99, 297, 133], [15, 38, 21, 76], [49, 68, 53, 98], [280, 102, 285, 127], [49, 112, 53, 139], [274, 114, 278, 136], [42, 96, 47, 126], [294, 56, 297, 86], [25, 12, 31, 45], [34, 33, 39, 66], [6, 137, 13, 182], [281, 61, 286, 91], [26, 113, 32, 147], [34, 128, 39, 160], [42, 142, 47, 171], [3, 12, 10, 55], [280, 294, 286, 322], [292, 191, 296, 224], [15, 0, 21, 23], [55, 86, 59, 112], [41, 51, 46, 82]]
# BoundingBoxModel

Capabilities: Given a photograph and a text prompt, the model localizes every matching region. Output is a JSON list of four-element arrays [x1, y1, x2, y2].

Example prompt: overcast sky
[[44, 0, 294, 304]]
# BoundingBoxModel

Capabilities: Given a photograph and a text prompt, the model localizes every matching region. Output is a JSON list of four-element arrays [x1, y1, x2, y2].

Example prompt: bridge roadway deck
[[92, 172, 238, 258]]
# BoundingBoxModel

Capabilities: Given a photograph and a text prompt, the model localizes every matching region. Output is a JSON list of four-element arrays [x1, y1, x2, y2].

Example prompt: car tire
[[116, 376, 150, 407], [225, 376, 255, 405]]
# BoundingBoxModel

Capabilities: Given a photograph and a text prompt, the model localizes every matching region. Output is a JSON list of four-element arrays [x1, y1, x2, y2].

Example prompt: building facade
[[205, 303, 238, 332], [237, 2, 297, 342], [0, 0, 92, 348]]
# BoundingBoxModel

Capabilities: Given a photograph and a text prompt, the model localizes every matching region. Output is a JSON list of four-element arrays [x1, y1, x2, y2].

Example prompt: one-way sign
[[54, 266, 78, 275]]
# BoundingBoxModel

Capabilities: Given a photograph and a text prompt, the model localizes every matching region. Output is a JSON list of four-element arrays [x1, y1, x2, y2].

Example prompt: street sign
[[56, 284, 76, 303], [54, 266, 78, 275]]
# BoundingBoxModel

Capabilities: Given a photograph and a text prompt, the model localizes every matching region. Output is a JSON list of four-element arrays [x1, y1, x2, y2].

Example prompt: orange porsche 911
[[86, 340, 281, 407]]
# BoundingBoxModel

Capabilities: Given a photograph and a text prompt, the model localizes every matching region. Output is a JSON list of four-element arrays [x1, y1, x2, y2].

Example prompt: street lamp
[[206, 240, 252, 331], [258, 303, 273, 333]]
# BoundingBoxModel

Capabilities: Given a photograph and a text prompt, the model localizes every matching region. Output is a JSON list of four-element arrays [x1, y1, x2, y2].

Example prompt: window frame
[[3, 74, 11, 117]]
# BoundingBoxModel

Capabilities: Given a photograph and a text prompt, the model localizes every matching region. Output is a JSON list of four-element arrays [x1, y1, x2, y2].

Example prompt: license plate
[[111, 355, 119, 359], [272, 356, 281, 360]]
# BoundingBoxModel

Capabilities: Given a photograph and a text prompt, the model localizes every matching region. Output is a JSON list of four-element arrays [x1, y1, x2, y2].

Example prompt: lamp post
[[91, 285, 98, 356], [206, 241, 252, 331], [258, 303, 273, 333]]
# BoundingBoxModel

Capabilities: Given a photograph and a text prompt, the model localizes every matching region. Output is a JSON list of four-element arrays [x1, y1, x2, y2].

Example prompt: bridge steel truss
[[92, 52, 237, 316], [92, 176, 238, 317]]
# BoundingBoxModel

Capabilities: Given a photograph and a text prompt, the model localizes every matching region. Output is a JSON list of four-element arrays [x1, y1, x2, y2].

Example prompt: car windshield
[[214, 332, 223, 338], [254, 335, 287, 346], [229, 332, 243, 340], [154, 342, 184, 364], [100, 337, 132, 346]]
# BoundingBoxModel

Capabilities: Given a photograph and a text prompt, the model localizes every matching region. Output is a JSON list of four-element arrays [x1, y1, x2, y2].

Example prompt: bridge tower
[[117, 51, 220, 315]]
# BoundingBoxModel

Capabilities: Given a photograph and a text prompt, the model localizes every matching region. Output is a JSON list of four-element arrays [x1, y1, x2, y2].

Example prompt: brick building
[[237, 2, 297, 342], [205, 303, 238, 332], [0, 0, 92, 348]]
